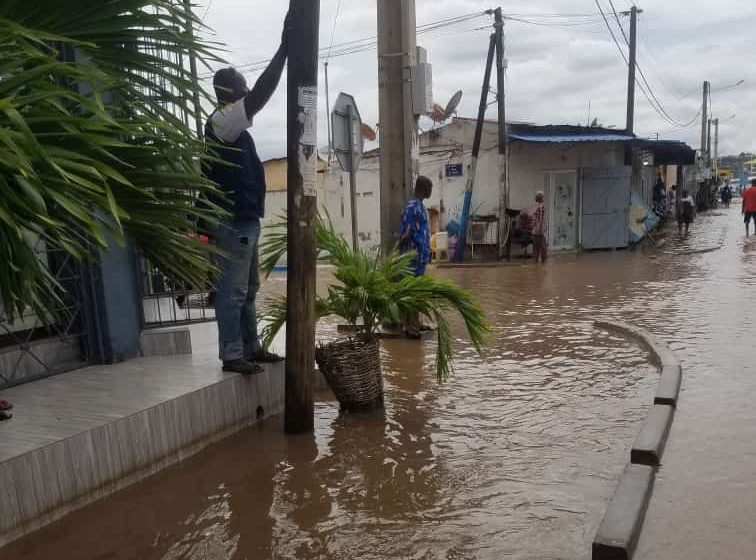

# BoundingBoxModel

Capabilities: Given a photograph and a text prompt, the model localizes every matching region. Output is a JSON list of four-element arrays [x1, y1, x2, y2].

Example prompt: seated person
[[511, 210, 533, 255]]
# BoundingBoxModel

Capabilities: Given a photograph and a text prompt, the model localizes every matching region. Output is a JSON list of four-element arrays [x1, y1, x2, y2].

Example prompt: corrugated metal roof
[[508, 133, 635, 143]]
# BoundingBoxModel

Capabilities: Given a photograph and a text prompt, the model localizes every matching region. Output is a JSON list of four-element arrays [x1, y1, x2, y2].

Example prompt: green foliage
[[260, 215, 490, 382], [0, 1, 225, 322]]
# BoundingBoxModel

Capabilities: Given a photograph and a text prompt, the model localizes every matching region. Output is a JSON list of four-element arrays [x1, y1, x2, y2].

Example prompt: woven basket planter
[[315, 337, 383, 411]]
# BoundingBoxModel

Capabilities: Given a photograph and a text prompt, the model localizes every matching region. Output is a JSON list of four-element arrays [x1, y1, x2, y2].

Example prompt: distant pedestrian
[[532, 191, 547, 263], [743, 178, 756, 236], [400, 175, 433, 339], [678, 189, 695, 235], [721, 184, 732, 208]]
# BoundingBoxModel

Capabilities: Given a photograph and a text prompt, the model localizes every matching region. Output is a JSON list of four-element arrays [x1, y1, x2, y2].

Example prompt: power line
[[205, 10, 489, 78], [611, 1, 700, 127], [326, 0, 344, 61], [595, 0, 700, 128], [504, 16, 605, 27], [201, 0, 214, 22]]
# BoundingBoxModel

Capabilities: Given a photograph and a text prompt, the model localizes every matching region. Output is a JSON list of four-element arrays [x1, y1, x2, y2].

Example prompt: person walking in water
[[400, 175, 433, 338], [202, 16, 289, 374], [532, 191, 547, 263], [743, 178, 756, 237], [400, 175, 433, 277], [678, 189, 696, 235]]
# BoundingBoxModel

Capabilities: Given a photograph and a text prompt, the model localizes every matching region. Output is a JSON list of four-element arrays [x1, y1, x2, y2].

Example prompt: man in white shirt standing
[[203, 16, 288, 375]]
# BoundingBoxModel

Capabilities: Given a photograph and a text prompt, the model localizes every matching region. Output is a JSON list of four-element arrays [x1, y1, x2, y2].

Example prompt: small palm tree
[[259, 215, 490, 383], [0, 1, 223, 322]]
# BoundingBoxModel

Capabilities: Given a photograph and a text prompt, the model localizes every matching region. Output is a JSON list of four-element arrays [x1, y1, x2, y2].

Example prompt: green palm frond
[[0, 1, 226, 321], [258, 213, 491, 382]]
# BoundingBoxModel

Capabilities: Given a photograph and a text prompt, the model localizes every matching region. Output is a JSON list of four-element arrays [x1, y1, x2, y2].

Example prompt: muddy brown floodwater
[[5, 207, 754, 560]]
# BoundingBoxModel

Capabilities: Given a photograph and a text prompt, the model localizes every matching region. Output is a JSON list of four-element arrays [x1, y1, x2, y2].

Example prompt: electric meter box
[[412, 46, 433, 115]]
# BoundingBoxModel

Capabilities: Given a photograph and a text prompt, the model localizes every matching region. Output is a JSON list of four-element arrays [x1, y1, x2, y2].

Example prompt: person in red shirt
[[742, 178, 756, 236]]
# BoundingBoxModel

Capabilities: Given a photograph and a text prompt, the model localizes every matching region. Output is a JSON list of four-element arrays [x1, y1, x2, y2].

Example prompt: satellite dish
[[443, 90, 463, 120]]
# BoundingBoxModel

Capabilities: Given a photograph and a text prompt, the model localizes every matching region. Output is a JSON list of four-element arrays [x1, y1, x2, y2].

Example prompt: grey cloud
[[199, 0, 756, 157]]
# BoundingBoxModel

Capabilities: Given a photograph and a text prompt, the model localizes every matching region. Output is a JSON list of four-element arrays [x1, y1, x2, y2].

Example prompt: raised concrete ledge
[[631, 404, 675, 466], [140, 326, 192, 357], [593, 464, 656, 560], [655, 365, 682, 406], [594, 320, 680, 368], [593, 320, 683, 559], [0, 360, 284, 548]]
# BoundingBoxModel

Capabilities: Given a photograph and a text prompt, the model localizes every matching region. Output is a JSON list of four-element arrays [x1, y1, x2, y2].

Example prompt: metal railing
[[0, 240, 92, 390]]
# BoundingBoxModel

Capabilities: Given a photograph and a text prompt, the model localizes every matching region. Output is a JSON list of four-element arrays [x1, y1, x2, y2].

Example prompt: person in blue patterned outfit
[[399, 176, 433, 339], [399, 175, 433, 276]]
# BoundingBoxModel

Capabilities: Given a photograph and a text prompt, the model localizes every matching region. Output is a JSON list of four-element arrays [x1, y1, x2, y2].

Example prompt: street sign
[[332, 92, 363, 173], [446, 163, 463, 177], [331, 92, 363, 249]]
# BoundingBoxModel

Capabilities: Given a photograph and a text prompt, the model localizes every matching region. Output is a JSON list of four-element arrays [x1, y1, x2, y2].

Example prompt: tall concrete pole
[[377, 0, 417, 251], [700, 80, 709, 158], [285, 0, 319, 434], [625, 6, 640, 134], [713, 118, 719, 174], [706, 118, 712, 159]]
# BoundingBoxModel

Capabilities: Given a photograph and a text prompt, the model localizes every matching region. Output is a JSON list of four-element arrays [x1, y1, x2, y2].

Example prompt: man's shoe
[[222, 358, 263, 375], [254, 350, 284, 363]]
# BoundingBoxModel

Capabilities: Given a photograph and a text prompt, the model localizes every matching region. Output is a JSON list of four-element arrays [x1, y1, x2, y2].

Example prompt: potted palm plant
[[259, 215, 489, 411]]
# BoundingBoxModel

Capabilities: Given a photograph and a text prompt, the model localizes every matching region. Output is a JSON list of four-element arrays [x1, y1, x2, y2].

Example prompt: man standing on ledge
[[204, 16, 289, 375]]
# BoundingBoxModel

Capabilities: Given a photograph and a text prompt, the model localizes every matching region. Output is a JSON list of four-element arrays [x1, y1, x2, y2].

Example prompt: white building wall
[[508, 142, 626, 213], [261, 133, 629, 258], [261, 163, 383, 262]]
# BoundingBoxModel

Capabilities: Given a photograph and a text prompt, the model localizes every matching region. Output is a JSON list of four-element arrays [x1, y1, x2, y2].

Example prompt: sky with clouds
[[196, 0, 756, 162]]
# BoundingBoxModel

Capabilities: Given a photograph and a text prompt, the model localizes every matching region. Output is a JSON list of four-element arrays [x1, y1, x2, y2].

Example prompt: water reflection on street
[[5, 206, 754, 560]]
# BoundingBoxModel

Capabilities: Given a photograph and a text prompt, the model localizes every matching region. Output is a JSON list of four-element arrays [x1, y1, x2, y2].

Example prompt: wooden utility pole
[[624, 5, 641, 134], [285, 0, 319, 434], [493, 8, 508, 254], [182, 0, 204, 138], [453, 34, 496, 262], [377, 0, 417, 252]]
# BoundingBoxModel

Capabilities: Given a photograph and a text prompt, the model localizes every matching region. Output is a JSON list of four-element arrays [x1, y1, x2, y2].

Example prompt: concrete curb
[[655, 365, 682, 406], [630, 404, 674, 466], [592, 320, 683, 560], [594, 321, 679, 368], [593, 464, 656, 560]]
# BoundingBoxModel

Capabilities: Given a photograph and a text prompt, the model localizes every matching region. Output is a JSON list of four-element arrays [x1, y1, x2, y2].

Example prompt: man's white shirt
[[210, 99, 253, 143]]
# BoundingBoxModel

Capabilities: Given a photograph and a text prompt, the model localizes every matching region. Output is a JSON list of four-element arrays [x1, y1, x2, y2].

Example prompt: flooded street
[[5, 206, 755, 560]]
